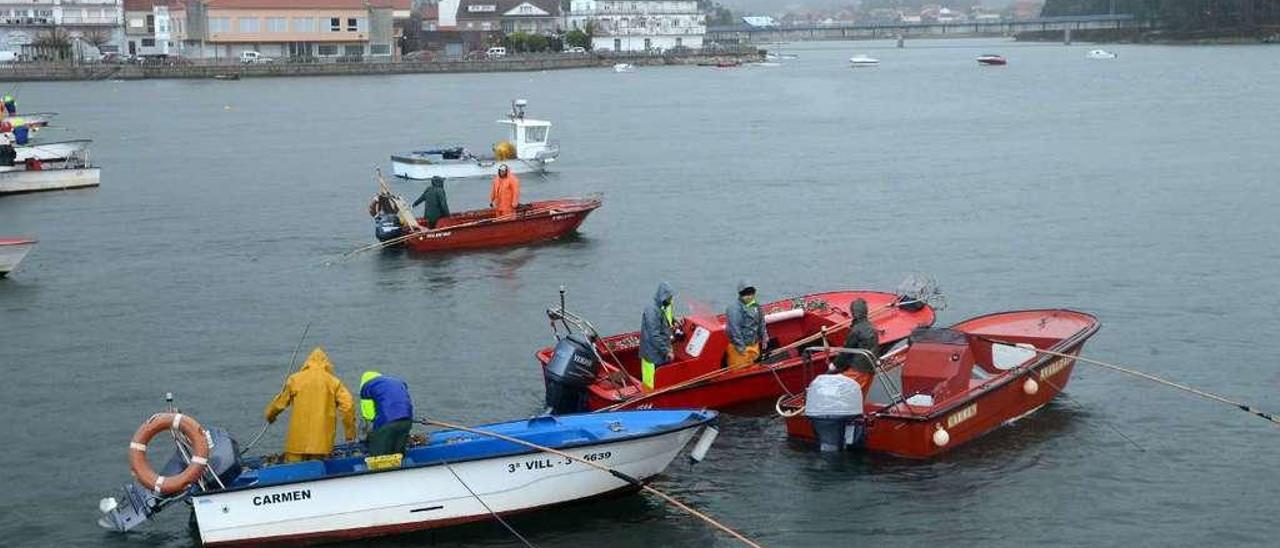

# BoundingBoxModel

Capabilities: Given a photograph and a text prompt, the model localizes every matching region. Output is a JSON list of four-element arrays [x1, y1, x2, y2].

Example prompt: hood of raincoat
[[654, 281, 674, 307], [430, 177, 445, 188], [300, 347, 335, 373], [736, 280, 756, 296], [850, 298, 868, 320], [263, 346, 356, 455]]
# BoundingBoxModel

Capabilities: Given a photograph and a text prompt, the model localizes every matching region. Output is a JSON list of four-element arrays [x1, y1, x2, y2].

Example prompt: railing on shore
[[0, 48, 764, 82]]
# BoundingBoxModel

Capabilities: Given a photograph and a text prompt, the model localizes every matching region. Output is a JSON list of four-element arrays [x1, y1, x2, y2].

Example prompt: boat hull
[[0, 239, 36, 276], [192, 418, 708, 546], [783, 309, 1100, 459], [391, 156, 552, 180], [0, 167, 101, 195], [400, 198, 600, 253], [977, 57, 1007, 66]]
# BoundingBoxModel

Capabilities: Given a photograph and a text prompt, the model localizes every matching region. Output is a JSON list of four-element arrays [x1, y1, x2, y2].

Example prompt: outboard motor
[[374, 212, 405, 242], [804, 374, 865, 452], [99, 427, 242, 533], [543, 333, 600, 414]]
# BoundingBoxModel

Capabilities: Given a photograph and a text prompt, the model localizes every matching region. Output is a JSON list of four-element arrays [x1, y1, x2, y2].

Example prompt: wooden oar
[[420, 417, 762, 548]]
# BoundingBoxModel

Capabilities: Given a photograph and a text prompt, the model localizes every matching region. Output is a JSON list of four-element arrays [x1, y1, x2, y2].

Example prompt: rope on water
[[419, 417, 762, 548], [979, 336, 1280, 428], [438, 456, 535, 547]]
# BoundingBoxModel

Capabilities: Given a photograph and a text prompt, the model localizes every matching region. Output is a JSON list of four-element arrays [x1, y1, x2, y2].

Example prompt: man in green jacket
[[413, 176, 451, 229]]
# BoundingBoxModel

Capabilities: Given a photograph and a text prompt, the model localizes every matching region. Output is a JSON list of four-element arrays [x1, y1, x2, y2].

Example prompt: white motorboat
[[1087, 49, 1118, 59], [0, 238, 36, 277], [0, 155, 100, 195], [15, 138, 92, 162], [849, 54, 880, 67], [613, 63, 635, 73], [391, 99, 559, 181], [98, 409, 719, 545]]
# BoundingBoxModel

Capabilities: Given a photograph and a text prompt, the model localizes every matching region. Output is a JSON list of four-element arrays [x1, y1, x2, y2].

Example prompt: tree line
[[1042, 0, 1280, 30]]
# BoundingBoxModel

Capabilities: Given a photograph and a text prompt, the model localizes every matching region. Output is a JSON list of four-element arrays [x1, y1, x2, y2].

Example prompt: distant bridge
[[707, 14, 1142, 44]]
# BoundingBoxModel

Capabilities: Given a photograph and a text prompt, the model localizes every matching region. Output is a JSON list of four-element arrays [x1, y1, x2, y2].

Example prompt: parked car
[[563, 46, 587, 54], [239, 51, 274, 64], [402, 50, 433, 62], [486, 47, 507, 58]]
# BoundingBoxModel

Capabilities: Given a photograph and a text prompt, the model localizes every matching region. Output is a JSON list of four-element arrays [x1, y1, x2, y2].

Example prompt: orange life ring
[[128, 412, 210, 495]]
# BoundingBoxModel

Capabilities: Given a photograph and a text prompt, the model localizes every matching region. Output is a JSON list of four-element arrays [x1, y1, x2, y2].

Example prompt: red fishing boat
[[536, 281, 944, 414], [777, 309, 1100, 459], [374, 197, 601, 253]]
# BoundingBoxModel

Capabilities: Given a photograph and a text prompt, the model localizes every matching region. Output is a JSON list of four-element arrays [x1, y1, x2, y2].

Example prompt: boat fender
[[689, 425, 719, 464], [1023, 378, 1039, 395], [932, 425, 950, 448], [128, 412, 210, 495]]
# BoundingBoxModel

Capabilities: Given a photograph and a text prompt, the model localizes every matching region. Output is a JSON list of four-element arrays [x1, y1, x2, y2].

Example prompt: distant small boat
[[0, 238, 36, 277], [0, 154, 100, 195], [16, 139, 92, 163], [212, 73, 240, 80], [977, 54, 1007, 66], [747, 61, 783, 68], [1087, 49, 1117, 59], [612, 63, 634, 73], [849, 55, 879, 67], [766, 52, 798, 61], [376, 197, 602, 253]]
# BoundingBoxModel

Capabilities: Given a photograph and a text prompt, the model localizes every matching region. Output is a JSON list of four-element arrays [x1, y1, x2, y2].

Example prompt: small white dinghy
[[849, 54, 880, 67], [613, 63, 635, 73], [1087, 49, 1118, 59], [0, 154, 100, 195], [15, 139, 92, 162], [0, 238, 36, 277], [390, 99, 559, 181]]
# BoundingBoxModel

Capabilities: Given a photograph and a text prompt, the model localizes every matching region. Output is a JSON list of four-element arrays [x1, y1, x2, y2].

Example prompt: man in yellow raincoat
[[264, 347, 357, 462]]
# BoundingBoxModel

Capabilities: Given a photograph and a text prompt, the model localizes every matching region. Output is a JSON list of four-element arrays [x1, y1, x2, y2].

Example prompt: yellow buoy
[[493, 140, 516, 160]]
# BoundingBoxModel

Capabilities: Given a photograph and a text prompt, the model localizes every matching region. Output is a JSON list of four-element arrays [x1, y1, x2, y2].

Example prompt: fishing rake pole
[[418, 417, 763, 548], [979, 336, 1280, 427]]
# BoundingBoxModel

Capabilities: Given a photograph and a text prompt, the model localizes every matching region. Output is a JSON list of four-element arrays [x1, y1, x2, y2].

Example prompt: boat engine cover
[[543, 334, 599, 414]]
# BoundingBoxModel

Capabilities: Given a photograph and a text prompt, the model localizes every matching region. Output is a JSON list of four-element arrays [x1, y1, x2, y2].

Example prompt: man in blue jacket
[[359, 371, 415, 456]]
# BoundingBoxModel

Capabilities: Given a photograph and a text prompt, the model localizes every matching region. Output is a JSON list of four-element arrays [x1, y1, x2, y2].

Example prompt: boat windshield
[[525, 126, 548, 144]]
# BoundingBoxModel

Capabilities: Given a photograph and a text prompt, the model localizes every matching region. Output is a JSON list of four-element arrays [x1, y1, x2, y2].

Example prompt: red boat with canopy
[[535, 279, 945, 414], [777, 309, 1100, 458]]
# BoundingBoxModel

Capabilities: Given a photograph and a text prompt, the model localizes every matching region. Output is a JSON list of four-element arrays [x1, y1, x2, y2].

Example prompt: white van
[[239, 51, 273, 64], [0, 51, 18, 64], [486, 47, 507, 58]]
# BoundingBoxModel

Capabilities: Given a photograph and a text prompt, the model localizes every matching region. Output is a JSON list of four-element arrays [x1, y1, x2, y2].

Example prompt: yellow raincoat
[[264, 347, 357, 457]]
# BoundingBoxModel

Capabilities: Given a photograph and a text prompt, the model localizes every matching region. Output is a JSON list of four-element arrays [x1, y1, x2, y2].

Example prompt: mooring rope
[[418, 417, 762, 548], [980, 336, 1280, 427], [438, 456, 535, 547]]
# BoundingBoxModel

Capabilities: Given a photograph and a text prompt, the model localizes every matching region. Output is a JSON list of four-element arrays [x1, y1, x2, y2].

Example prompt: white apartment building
[[0, 0, 124, 54], [565, 0, 704, 52]]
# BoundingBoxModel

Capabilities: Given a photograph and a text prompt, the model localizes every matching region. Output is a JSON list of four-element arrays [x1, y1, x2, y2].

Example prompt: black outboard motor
[[99, 427, 243, 533], [804, 374, 865, 452], [543, 333, 600, 414], [374, 212, 405, 242]]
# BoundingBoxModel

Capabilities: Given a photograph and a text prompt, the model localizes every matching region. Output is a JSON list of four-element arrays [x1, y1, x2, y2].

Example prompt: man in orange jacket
[[264, 347, 357, 462], [489, 164, 520, 219]]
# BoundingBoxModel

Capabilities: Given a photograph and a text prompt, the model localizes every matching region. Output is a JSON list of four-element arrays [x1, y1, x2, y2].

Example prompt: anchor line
[[437, 456, 535, 548], [240, 322, 313, 456], [417, 417, 762, 548], [978, 336, 1280, 428], [1031, 368, 1147, 453]]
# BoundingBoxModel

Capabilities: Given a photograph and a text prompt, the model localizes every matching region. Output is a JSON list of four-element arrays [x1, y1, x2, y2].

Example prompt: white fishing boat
[[0, 156, 100, 195], [613, 63, 635, 73], [15, 139, 92, 162], [1087, 49, 1118, 59], [0, 238, 36, 277], [98, 408, 719, 545], [390, 99, 559, 181], [849, 54, 880, 67]]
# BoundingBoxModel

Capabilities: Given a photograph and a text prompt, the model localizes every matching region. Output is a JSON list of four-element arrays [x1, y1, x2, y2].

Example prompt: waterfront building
[[565, 0, 704, 52], [168, 0, 411, 61], [0, 0, 125, 56]]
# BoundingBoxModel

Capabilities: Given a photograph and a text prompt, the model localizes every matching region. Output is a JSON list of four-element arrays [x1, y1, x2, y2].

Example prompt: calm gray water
[[3, 38, 1279, 547]]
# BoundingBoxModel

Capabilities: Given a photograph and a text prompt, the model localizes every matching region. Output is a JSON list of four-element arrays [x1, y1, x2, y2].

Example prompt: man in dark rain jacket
[[412, 176, 450, 229], [640, 282, 677, 390], [835, 298, 879, 374], [725, 281, 768, 368]]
